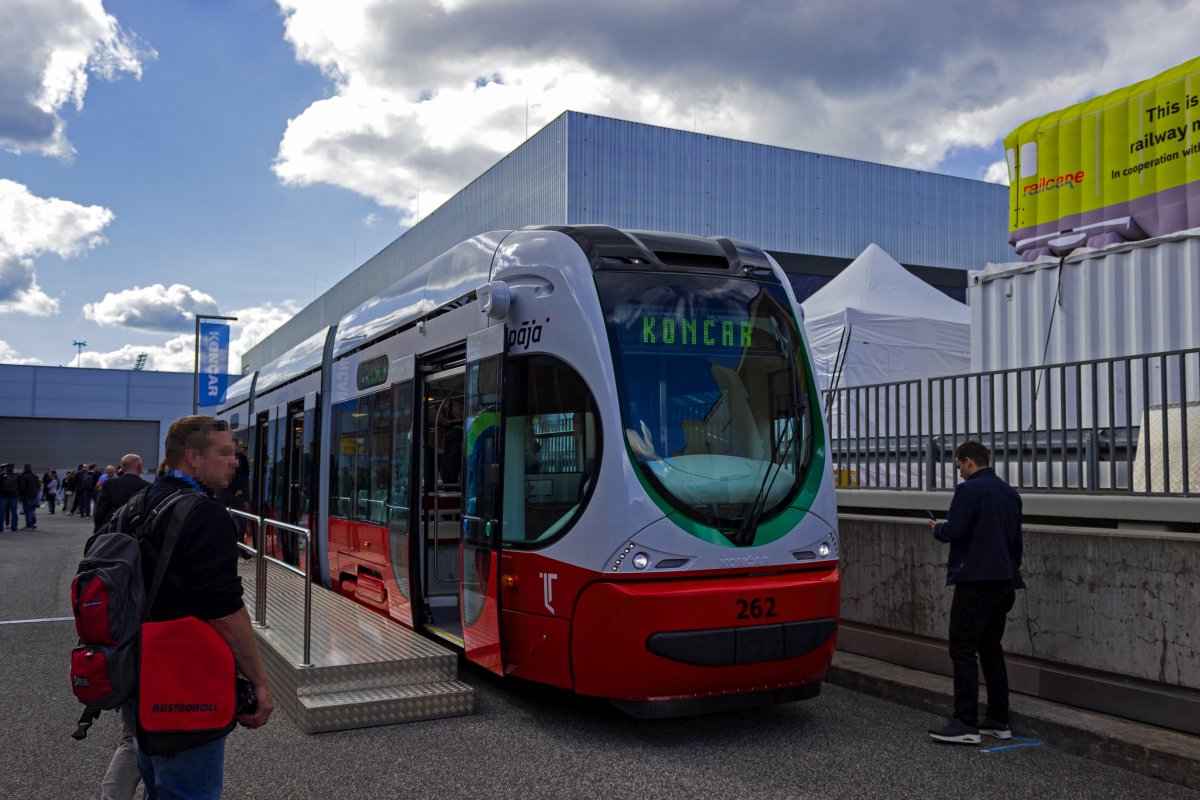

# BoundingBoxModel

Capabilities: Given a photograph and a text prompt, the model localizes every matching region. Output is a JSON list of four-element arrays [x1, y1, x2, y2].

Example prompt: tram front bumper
[[570, 566, 839, 703]]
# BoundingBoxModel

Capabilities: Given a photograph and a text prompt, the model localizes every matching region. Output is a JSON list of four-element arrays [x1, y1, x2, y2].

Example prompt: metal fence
[[823, 346, 1200, 496]]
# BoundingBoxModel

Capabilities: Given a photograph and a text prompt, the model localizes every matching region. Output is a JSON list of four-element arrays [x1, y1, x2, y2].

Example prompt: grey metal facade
[[0, 365, 193, 471], [245, 112, 1008, 370], [971, 230, 1200, 372]]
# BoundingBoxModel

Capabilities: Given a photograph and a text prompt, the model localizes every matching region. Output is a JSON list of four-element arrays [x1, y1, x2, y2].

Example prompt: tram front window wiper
[[729, 410, 799, 547]]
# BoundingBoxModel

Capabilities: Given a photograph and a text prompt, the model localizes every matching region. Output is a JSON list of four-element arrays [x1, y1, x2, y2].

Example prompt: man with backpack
[[131, 416, 274, 798]]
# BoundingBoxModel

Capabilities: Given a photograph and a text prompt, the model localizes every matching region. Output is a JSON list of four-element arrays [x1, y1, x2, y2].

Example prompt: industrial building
[[244, 111, 1009, 370], [0, 365, 192, 473]]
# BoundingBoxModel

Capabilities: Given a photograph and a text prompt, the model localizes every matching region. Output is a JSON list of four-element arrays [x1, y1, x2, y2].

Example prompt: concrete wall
[[839, 515, 1200, 691]]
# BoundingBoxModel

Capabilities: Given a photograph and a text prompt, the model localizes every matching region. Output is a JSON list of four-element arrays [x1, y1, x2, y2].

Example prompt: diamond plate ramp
[[239, 559, 474, 733]]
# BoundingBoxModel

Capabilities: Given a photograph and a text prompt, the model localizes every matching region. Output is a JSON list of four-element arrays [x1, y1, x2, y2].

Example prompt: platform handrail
[[230, 507, 316, 668], [229, 509, 266, 628]]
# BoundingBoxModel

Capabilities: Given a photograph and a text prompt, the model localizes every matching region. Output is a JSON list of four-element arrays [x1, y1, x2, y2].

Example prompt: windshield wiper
[[730, 405, 802, 547]]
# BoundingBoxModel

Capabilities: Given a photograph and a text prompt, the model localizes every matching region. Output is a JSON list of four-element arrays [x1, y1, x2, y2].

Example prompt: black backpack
[[77, 471, 97, 493], [69, 488, 200, 739]]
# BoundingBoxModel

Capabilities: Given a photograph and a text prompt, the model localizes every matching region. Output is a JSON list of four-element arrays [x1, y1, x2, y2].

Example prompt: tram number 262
[[735, 597, 777, 620]]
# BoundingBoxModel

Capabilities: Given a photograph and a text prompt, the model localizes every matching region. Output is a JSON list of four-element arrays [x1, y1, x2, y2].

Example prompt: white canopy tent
[[801, 243, 971, 392], [801, 244, 971, 486]]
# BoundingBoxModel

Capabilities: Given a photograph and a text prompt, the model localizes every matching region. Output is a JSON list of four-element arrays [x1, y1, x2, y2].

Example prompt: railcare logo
[[508, 318, 545, 352], [1022, 170, 1085, 196]]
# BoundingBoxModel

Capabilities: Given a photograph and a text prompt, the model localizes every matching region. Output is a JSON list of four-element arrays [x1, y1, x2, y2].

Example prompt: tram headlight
[[818, 542, 831, 558], [632, 552, 650, 570]]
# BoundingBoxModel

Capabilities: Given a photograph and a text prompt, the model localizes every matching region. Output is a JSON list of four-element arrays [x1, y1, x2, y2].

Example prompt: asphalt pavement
[[2, 509, 1196, 800]]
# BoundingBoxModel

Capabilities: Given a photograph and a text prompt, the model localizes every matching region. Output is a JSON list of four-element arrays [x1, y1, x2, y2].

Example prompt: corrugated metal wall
[[971, 232, 1200, 372], [0, 365, 194, 470], [0, 418, 160, 474], [565, 114, 1009, 269], [246, 111, 1009, 370]]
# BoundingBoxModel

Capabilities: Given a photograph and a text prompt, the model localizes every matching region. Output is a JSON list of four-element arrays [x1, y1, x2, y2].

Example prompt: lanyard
[[166, 471, 205, 493]]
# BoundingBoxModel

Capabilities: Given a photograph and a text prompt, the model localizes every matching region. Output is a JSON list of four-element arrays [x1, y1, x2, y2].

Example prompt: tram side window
[[331, 399, 364, 520], [330, 390, 392, 523], [366, 390, 392, 524], [501, 355, 601, 548]]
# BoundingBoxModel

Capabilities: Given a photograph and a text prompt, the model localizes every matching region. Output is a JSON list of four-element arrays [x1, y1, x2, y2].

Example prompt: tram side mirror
[[478, 281, 511, 320]]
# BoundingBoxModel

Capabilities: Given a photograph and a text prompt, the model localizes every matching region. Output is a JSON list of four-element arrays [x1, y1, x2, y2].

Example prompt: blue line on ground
[[981, 737, 1044, 753]]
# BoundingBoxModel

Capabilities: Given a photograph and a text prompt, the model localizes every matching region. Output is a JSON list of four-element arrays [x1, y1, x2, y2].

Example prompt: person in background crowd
[[76, 463, 99, 518], [46, 470, 59, 514], [0, 464, 19, 532], [18, 464, 40, 530], [99, 464, 117, 486], [928, 440, 1024, 745], [67, 464, 84, 515], [93, 454, 151, 532], [41, 470, 52, 506]]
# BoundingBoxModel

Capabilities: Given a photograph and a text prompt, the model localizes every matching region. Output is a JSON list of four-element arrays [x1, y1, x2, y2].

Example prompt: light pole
[[72, 340, 87, 367], [193, 314, 238, 415]]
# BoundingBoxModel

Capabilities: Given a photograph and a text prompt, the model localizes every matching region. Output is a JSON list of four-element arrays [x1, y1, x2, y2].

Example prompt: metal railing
[[231, 508, 316, 668], [822, 346, 1200, 496]]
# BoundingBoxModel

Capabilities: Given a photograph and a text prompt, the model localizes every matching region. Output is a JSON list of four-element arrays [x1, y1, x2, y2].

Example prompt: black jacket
[[18, 470, 40, 499], [0, 471, 20, 498], [93, 473, 152, 531], [933, 467, 1024, 587], [140, 476, 244, 622]]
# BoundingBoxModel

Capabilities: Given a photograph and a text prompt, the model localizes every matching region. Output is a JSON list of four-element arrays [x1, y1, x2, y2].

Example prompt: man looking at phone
[[927, 440, 1024, 745]]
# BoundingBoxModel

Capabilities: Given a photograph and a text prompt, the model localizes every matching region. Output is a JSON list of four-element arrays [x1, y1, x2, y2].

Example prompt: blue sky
[[2, 0, 1198, 370]]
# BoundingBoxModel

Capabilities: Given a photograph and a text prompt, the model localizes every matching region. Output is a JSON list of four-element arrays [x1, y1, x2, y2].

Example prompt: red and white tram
[[218, 225, 840, 716]]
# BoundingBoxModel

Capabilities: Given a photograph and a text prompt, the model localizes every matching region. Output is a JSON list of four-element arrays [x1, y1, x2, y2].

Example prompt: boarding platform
[[237, 557, 474, 734]]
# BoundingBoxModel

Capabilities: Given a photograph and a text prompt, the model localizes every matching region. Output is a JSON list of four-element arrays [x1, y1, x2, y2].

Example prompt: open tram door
[[461, 326, 506, 675]]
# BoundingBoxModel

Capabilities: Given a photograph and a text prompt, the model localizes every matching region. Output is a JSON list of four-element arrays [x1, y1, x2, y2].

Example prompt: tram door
[[461, 326, 506, 675], [280, 398, 306, 567], [419, 365, 466, 643], [253, 410, 271, 520]]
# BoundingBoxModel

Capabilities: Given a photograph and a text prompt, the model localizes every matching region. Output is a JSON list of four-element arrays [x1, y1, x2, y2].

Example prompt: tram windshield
[[597, 272, 814, 531]]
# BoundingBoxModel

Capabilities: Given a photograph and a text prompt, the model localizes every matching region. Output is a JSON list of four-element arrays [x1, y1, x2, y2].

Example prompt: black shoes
[[928, 719, 981, 744], [978, 716, 1012, 740]]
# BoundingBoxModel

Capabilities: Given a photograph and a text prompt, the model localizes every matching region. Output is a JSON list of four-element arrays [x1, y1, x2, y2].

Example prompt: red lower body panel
[[571, 568, 839, 702]]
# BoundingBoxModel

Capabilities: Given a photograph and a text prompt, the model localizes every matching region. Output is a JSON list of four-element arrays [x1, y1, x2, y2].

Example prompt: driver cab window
[[502, 355, 601, 548]]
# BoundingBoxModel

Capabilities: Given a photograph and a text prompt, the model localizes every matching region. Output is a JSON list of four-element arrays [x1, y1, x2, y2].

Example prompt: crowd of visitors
[[0, 459, 159, 532]]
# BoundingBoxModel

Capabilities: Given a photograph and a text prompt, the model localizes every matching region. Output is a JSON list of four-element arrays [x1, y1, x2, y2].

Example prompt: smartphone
[[926, 510, 938, 521]]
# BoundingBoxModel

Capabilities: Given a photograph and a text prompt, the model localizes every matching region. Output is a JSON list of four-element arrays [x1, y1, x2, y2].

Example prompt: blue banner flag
[[198, 321, 231, 409]]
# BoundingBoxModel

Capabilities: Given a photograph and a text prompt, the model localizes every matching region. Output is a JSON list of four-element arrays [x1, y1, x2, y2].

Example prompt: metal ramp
[[238, 559, 474, 733]]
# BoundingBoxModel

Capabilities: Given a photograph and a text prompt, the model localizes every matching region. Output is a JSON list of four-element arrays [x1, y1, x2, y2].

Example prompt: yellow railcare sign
[[1005, 56, 1200, 261]]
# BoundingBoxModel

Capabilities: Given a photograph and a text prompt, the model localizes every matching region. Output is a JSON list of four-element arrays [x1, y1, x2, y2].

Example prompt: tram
[[218, 225, 840, 715]]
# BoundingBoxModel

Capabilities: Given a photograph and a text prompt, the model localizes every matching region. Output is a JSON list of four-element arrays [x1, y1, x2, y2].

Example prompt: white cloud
[[84, 283, 221, 332], [0, 179, 114, 316], [0, 339, 44, 365], [274, 0, 1200, 216], [76, 334, 195, 372], [0, 0, 151, 157], [77, 301, 300, 374], [983, 160, 1011, 185]]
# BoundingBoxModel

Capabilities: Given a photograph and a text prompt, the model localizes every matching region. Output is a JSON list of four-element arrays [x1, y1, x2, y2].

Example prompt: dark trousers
[[948, 580, 1016, 726], [1, 497, 16, 531]]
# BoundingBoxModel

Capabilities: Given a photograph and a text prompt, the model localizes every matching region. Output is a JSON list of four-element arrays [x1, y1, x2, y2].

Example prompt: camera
[[236, 678, 258, 716]]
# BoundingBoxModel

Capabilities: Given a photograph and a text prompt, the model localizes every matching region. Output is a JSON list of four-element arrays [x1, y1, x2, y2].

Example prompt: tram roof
[[333, 231, 510, 358], [220, 371, 255, 413], [255, 326, 331, 395]]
